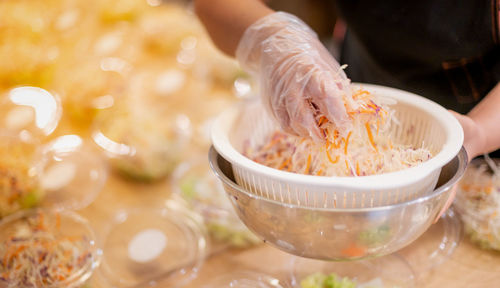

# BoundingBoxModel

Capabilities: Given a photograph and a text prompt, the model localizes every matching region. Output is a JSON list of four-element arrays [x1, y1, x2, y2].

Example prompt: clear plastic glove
[[236, 12, 351, 141]]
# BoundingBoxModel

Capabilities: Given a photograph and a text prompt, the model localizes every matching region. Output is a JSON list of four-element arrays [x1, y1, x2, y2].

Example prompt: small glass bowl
[[203, 271, 287, 288], [39, 135, 108, 211], [454, 158, 500, 251], [96, 206, 207, 287], [0, 209, 101, 288], [289, 254, 414, 288], [92, 102, 187, 182], [172, 157, 260, 248], [397, 208, 462, 280], [0, 86, 62, 137], [0, 133, 107, 218]]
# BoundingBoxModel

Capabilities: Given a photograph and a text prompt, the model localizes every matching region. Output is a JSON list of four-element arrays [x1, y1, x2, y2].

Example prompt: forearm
[[194, 0, 273, 56], [467, 83, 500, 156]]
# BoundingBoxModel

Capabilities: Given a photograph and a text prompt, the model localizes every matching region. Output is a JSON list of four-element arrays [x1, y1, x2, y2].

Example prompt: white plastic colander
[[211, 84, 464, 209]]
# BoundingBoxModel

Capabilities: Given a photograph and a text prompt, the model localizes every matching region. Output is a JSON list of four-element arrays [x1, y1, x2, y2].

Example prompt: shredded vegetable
[[0, 140, 42, 218], [246, 89, 432, 177], [0, 212, 92, 287], [301, 272, 356, 288], [300, 273, 387, 288], [455, 157, 500, 251]]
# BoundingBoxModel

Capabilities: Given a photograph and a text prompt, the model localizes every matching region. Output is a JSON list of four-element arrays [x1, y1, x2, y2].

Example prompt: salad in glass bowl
[[0, 133, 44, 218], [0, 209, 100, 288], [172, 157, 260, 248], [92, 100, 185, 182], [454, 156, 500, 251]]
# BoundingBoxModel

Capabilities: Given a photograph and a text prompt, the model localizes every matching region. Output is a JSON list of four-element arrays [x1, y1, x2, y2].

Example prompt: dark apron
[[336, 0, 500, 157]]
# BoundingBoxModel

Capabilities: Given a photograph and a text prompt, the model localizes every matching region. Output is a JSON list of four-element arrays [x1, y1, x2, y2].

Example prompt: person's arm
[[437, 83, 500, 222], [195, 0, 351, 141], [451, 82, 500, 161], [194, 0, 273, 56]]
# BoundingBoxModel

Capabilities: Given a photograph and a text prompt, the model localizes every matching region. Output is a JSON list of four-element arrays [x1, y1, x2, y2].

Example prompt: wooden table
[[49, 89, 500, 288], [74, 164, 500, 288]]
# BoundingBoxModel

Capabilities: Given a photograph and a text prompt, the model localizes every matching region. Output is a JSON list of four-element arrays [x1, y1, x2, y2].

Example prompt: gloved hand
[[236, 12, 351, 141]]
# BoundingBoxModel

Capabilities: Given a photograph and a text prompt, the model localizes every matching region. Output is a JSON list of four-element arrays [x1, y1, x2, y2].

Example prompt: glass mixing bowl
[[209, 146, 467, 261]]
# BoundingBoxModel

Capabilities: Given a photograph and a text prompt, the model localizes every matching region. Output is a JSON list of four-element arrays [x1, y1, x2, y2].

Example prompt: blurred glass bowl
[[0, 209, 101, 288], [92, 101, 186, 182], [172, 157, 260, 248], [454, 157, 500, 251]]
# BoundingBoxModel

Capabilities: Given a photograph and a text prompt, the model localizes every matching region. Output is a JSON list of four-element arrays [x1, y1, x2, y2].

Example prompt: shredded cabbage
[[246, 89, 432, 177], [455, 157, 500, 250]]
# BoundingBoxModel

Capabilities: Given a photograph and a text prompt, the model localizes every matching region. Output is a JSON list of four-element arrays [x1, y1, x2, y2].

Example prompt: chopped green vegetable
[[358, 224, 391, 246], [180, 176, 199, 200], [18, 190, 40, 209], [207, 222, 260, 248], [300, 272, 356, 288]]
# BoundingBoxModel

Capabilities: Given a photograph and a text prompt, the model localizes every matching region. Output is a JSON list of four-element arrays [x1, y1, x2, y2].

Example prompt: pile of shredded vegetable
[[0, 212, 92, 287], [245, 89, 432, 177], [0, 140, 42, 218], [455, 157, 500, 250]]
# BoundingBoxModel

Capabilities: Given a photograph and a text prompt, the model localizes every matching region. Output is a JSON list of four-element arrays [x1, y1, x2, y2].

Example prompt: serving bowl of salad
[[0, 209, 101, 288], [0, 132, 107, 218]]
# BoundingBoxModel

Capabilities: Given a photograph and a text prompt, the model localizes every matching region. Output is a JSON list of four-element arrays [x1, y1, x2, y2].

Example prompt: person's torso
[[336, 0, 500, 114]]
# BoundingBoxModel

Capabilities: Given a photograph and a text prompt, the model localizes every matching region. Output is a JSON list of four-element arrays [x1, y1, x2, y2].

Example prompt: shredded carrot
[[352, 89, 369, 99], [56, 213, 61, 229], [330, 140, 341, 149], [341, 243, 366, 257], [262, 137, 280, 151], [278, 158, 291, 170], [365, 122, 378, 152], [356, 162, 360, 176], [326, 150, 339, 164], [324, 141, 330, 150], [305, 154, 312, 174], [318, 116, 328, 126], [348, 109, 374, 115], [344, 132, 352, 155]]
